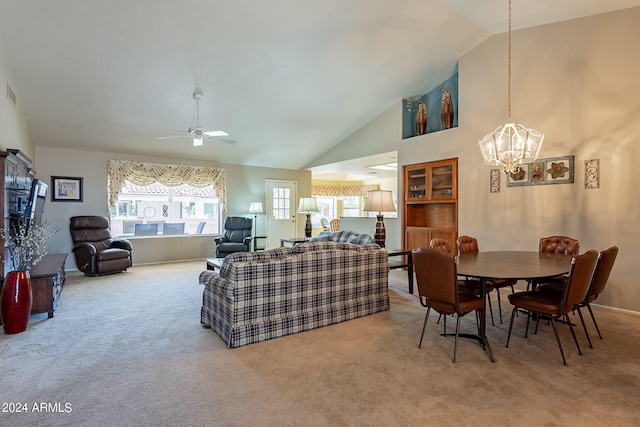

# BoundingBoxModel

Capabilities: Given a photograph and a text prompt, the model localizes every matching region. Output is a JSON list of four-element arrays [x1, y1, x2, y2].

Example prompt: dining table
[[456, 251, 574, 362]]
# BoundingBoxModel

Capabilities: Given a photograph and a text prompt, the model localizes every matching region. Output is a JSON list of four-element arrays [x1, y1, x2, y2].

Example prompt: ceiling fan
[[158, 88, 236, 146]]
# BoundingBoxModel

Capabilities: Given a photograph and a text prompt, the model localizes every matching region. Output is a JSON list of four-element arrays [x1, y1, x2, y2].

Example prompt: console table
[[0, 253, 67, 320]]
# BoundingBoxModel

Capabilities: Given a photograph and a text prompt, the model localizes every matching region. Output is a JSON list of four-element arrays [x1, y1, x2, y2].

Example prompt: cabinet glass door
[[406, 167, 427, 200], [430, 164, 453, 199]]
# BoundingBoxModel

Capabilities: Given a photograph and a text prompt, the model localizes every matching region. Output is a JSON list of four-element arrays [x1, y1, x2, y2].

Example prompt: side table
[[206, 258, 225, 271], [280, 237, 309, 247], [386, 248, 414, 294], [0, 253, 67, 321], [253, 235, 267, 251]]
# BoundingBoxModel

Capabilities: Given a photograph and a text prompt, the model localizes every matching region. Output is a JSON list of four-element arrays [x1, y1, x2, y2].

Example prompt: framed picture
[[51, 176, 83, 202], [507, 156, 574, 187]]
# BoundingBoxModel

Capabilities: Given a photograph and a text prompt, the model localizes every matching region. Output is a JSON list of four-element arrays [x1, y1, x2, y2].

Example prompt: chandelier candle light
[[363, 190, 396, 247], [478, 0, 544, 175], [297, 198, 319, 238]]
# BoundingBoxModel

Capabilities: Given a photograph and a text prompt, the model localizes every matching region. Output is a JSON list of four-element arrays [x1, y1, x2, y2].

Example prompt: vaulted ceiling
[[1, 0, 638, 172]]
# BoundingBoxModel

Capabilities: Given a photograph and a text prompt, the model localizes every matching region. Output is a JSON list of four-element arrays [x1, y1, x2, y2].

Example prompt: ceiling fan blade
[[209, 137, 237, 145], [158, 135, 189, 140], [203, 130, 229, 137]]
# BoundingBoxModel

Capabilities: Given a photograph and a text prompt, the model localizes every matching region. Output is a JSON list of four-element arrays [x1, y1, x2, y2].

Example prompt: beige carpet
[[1, 261, 638, 426]]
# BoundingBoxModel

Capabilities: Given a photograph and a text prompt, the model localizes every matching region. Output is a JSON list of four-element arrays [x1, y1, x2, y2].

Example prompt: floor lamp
[[363, 190, 396, 247], [297, 197, 319, 238], [249, 202, 263, 249]]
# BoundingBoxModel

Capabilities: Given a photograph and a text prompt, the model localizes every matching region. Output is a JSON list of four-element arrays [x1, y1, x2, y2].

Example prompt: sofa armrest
[[111, 238, 132, 251]]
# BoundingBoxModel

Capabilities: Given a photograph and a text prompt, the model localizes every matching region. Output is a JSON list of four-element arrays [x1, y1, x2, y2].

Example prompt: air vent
[[6, 83, 16, 107]]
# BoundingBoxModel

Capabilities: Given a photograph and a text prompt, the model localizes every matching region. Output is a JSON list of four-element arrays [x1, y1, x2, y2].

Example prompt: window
[[107, 159, 225, 237], [110, 181, 220, 236], [272, 187, 291, 220]]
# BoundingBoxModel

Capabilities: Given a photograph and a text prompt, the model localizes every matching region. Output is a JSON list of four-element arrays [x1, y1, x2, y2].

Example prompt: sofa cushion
[[347, 233, 375, 245], [309, 230, 375, 245]]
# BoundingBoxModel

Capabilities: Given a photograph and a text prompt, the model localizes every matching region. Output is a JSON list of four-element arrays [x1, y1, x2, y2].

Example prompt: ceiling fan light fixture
[[193, 136, 203, 146]]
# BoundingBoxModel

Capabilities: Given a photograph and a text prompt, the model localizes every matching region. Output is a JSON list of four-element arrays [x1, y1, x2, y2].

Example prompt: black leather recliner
[[215, 217, 252, 258], [70, 216, 133, 276]]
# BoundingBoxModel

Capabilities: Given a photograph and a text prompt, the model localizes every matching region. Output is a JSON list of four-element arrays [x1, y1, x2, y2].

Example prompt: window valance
[[107, 159, 226, 210], [312, 184, 379, 197]]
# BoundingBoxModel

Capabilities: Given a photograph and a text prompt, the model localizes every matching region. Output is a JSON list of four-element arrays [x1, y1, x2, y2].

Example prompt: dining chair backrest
[[457, 235, 479, 255], [561, 250, 598, 315], [329, 218, 340, 231], [196, 221, 206, 234], [163, 222, 185, 235], [123, 219, 143, 234], [539, 236, 579, 256], [429, 238, 452, 254], [134, 223, 158, 236], [413, 247, 457, 305], [583, 246, 618, 305]]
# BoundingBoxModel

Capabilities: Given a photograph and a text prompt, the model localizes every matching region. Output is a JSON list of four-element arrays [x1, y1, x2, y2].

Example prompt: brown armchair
[[70, 216, 133, 276]]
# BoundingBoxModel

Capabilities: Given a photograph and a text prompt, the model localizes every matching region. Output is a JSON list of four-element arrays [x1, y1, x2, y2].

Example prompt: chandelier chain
[[507, 0, 512, 120]]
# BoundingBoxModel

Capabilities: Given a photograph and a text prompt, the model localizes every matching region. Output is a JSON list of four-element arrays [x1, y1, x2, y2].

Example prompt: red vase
[[1, 271, 32, 334]]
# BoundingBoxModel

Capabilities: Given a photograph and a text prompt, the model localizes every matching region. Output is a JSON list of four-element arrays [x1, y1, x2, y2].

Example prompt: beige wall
[[34, 146, 311, 265], [316, 9, 640, 312], [0, 35, 32, 157]]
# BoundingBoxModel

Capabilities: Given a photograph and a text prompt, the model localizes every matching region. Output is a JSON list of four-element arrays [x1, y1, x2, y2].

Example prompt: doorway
[[265, 180, 298, 249]]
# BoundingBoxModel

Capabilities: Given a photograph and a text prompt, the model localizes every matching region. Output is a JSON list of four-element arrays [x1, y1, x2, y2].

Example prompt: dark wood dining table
[[456, 251, 574, 362]]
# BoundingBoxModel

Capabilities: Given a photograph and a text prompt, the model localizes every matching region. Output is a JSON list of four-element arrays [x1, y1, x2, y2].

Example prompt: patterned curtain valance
[[107, 159, 226, 211], [312, 184, 379, 197]]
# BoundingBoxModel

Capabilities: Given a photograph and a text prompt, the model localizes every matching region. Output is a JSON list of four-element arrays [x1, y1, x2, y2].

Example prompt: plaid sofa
[[200, 241, 389, 348]]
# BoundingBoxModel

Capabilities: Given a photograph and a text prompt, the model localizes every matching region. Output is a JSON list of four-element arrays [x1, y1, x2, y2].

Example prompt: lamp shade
[[297, 197, 319, 214], [363, 190, 396, 214], [249, 202, 263, 213]]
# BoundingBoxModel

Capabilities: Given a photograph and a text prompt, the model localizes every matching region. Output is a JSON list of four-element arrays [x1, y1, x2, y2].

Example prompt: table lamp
[[249, 202, 263, 238], [297, 197, 319, 238], [363, 190, 396, 247]]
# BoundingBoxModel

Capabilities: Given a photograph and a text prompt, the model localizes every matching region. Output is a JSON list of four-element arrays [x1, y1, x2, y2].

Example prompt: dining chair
[[456, 235, 509, 324], [195, 221, 206, 234], [163, 222, 185, 235], [134, 223, 158, 236], [329, 218, 340, 232], [412, 248, 484, 363], [538, 246, 618, 348], [412, 247, 485, 363], [429, 237, 452, 253], [505, 250, 599, 365], [528, 235, 581, 291]]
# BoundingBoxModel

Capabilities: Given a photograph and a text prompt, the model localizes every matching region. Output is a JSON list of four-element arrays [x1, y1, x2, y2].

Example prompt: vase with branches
[[1, 220, 58, 334]]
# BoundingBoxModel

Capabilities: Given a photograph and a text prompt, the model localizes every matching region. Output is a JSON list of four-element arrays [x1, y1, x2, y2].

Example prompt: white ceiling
[[1, 0, 638, 177]]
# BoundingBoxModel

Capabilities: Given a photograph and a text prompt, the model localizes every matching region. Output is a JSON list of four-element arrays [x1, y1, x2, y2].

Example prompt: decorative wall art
[[51, 176, 83, 202], [490, 169, 500, 193], [585, 159, 600, 189], [402, 71, 458, 139], [507, 156, 574, 187]]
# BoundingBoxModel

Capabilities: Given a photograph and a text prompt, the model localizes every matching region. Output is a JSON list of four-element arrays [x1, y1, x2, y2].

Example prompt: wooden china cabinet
[[0, 149, 66, 320], [403, 158, 458, 254]]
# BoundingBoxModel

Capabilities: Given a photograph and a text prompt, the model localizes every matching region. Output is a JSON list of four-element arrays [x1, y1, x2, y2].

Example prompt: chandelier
[[478, 0, 544, 174]]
